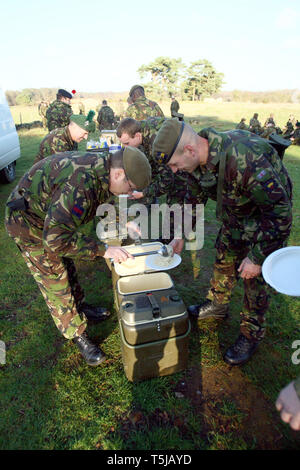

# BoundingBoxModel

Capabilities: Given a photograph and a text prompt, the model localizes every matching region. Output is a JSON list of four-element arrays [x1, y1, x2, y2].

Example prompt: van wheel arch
[[0, 162, 16, 183]]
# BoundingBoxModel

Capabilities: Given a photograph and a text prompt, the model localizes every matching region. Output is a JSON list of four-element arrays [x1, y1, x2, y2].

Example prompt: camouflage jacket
[[34, 126, 77, 165], [97, 105, 115, 126], [137, 117, 190, 205], [125, 97, 164, 120], [188, 128, 293, 264], [249, 118, 262, 133], [292, 128, 300, 144], [38, 102, 48, 117], [46, 100, 73, 132], [236, 121, 248, 130], [6, 152, 110, 260], [171, 100, 180, 116]]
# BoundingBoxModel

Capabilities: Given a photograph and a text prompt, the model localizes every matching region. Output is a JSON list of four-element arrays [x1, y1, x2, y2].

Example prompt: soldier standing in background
[[170, 96, 180, 117], [78, 102, 85, 115], [97, 100, 115, 130], [249, 113, 262, 134], [34, 113, 95, 165], [153, 120, 293, 366], [283, 115, 296, 139], [5, 148, 151, 366], [38, 101, 49, 129], [46, 89, 73, 132], [236, 118, 248, 130], [125, 85, 164, 120], [291, 121, 300, 145]]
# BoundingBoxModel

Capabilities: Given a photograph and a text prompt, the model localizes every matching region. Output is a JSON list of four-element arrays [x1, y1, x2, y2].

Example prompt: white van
[[0, 88, 20, 183]]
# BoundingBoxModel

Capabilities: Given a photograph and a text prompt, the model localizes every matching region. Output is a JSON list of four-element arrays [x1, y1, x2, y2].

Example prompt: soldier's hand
[[170, 238, 184, 254], [238, 257, 261, 279], [276, 381, 300, 431], [103, 246, 133, 263], [126, 221, 142, 239], [129, 191, 144, 200]]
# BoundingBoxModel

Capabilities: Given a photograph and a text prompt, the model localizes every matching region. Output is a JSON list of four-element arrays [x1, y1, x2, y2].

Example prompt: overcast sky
[[1, 0, 300, 93]]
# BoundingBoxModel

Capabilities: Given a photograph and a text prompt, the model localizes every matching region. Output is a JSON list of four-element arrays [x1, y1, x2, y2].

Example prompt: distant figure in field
[[97, 100, 115, 130], [264, 113, 276, 127], [78, 102, 85, 115], [291, 121, 300, 145], [236, 118, 248, 130], [125, 85, 164, 120], [170, 96, 184, 121], [46, 89, 73, 132], [249, 113, 262, 135], [283, 115, 296, 139], [38, 100, 49, 129]]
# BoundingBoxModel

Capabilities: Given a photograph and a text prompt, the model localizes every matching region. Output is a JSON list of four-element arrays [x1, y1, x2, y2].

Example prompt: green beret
[[129, 84, 144, 97], [70, 114, 94, 132], [123, 146, 151, 191], [152, 118, 185, 165]]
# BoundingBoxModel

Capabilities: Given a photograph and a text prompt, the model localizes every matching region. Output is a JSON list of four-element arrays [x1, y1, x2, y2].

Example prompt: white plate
[[145, 253, 182, 271], [262, 246, 300, 296]]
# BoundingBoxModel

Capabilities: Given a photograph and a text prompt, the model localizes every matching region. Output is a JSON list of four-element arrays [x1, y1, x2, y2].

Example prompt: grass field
[[10, 99, 300, 130], [1, 104, 300, 450]]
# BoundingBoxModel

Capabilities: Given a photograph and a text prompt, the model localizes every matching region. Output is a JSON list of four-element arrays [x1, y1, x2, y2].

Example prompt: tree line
[[5, 56, 299, 105]]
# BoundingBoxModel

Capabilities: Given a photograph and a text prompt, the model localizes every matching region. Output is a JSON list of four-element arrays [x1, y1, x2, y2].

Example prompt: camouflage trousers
[[5, 209, 87, 340], [206, 228, 271, 342]]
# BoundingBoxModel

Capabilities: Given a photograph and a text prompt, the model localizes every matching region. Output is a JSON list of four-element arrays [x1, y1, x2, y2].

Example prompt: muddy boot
[[224, 334, 259, 366], [73, 333, 106, 366], [79, 302, 111, 323], [188, 299, 229, 319]]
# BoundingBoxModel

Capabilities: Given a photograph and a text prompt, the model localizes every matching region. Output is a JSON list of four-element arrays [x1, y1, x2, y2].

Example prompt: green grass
[[0, 106, 300, 450]]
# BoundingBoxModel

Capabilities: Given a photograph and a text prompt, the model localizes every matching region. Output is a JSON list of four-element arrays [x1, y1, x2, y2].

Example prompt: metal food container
[[111, 242, 190, 382]]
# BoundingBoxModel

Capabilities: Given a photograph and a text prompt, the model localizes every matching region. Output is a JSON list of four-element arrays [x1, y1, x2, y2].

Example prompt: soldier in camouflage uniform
[[276, 377, 300, 431], [283, 115, 295, 139], [46, 89, 73, 132], [249, 113, 262, 135], [291, 121, 300, 145], [97, 100, 115, 130], [5, 148, 151, 366], [125, 85, 164, 121], [236, 118, 248, 130], [170, 97, 180, 117], [78, 102, 85, 115], [38, 101, 49, 129], [34, 114, 94, 165], [116, 117, 198, 240], [153, 120, 293, 365]]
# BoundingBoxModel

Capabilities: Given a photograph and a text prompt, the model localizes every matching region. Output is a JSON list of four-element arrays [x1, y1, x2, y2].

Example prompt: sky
[[1, 0, 300, 93]]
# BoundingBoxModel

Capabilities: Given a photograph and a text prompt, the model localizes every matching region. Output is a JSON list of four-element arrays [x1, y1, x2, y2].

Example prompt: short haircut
[[102, 100, 107, 105], [116, 118, 142, 138], [131, 86, 144, 98], [108, 149, 125, 170]]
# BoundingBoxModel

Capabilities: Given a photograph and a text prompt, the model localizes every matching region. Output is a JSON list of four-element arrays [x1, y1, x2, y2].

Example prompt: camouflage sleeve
[[142, 164, 175, 200], [243, 164, 293, 265], [42, 181, 106, 260], [294, 377, 300, 399], [155, 104, 164, 117], [124, 106, 137, 119], [34, 136, 70, 165]]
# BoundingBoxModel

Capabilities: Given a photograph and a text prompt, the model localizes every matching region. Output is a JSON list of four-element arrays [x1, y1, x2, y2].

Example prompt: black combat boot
[[224, 334, 259, 366], [73, 333, 106, 366], [188, 299, 229, 319], [79, 302, 111, 323]]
